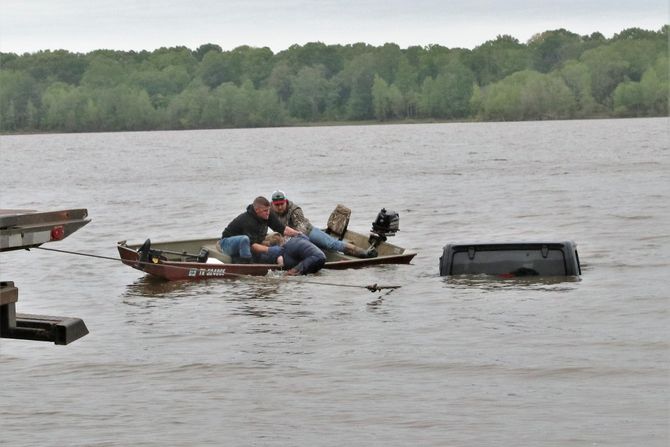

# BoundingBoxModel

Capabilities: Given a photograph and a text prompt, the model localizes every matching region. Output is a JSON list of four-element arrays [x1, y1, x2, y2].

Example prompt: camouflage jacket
[[276, 201, 314, 235]]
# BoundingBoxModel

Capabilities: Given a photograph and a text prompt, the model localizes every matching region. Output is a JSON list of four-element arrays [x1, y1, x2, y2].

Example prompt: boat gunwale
[[116, 228, 416, 280]]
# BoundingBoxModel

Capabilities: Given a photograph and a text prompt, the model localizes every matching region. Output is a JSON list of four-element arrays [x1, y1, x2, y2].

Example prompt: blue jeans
[[308, 227, 345, 252], [283, 235, 326, 274], [219, 235, 252, 260]]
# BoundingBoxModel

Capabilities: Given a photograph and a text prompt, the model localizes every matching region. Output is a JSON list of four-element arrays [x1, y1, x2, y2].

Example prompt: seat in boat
[[325, 204, 351, 240], [201, 241, 233, 263]]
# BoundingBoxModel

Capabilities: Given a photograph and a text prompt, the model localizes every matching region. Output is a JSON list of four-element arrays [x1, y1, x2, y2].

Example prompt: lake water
[[1, 118, 668, 446]]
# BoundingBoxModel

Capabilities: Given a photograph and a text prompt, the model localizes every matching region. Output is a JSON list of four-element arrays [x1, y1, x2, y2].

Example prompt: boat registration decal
[[188, 268, 227, 277]]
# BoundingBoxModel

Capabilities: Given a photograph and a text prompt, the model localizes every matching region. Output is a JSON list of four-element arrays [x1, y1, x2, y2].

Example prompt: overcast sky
[[1, 0, 667, 54]]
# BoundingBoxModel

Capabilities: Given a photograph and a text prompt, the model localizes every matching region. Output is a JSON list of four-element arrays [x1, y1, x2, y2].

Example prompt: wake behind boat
[[117, 207, 416, 281]]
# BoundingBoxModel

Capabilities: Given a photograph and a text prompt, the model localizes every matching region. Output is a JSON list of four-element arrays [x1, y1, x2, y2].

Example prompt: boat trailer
[[0, 209, 90, 345]]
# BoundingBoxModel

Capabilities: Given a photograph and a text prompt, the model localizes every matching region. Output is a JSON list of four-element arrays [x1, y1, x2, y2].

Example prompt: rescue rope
[[36, 246, 120, 262], [34, 246, 401, 293]]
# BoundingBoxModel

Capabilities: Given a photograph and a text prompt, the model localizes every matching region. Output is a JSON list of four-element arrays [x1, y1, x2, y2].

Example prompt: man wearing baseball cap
[[271, 190, 376, 258]]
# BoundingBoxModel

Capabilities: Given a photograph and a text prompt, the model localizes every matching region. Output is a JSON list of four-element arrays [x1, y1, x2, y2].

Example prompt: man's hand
[[267, 245, 283, 258], [251, 243, 269, 254], [283, 226, 301, 237]]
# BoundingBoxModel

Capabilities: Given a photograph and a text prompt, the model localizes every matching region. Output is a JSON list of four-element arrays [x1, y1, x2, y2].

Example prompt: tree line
[[0, 26, 667, 133]]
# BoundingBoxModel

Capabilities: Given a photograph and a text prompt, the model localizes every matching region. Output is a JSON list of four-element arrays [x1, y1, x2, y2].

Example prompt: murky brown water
[[1, 118, 668, 446]]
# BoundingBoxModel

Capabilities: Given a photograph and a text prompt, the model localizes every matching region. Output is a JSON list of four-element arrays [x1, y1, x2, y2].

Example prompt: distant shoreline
[[4, 114, 664, 137]]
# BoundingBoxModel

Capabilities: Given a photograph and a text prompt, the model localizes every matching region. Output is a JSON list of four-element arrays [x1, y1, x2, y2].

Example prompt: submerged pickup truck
[[440, 241, 581, 277]]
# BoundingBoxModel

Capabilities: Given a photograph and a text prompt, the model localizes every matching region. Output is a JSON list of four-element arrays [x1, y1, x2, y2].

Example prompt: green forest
[[0, 26, 668, 133]]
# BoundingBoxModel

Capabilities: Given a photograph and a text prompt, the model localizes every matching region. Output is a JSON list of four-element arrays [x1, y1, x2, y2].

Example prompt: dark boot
[[344, 243, 377, 258]]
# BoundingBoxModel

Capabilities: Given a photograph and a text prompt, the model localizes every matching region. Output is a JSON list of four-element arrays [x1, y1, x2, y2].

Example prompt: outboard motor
[[369, 208, 400, 247]]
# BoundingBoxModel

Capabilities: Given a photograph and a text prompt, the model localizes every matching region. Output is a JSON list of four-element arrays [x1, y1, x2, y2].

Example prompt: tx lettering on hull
[[188, 268, 227, 277]]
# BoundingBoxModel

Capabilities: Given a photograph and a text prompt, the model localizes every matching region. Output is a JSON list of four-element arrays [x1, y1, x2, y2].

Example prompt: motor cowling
[[372, 208, 399, 236]]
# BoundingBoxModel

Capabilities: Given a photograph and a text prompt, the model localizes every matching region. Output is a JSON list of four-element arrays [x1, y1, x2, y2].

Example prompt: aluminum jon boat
[[117, 207, 416, 281]]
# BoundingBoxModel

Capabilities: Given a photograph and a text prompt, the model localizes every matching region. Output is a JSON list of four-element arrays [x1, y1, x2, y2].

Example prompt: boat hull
[[117, 230, 416, 281], [117, 242, 278, 281]]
